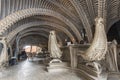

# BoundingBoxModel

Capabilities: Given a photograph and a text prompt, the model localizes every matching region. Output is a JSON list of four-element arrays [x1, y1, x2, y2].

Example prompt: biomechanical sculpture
[[80, 17, 107, 61], [79, 17, 107, 73], [106, 40, 119, 72], [0, 37, 8, 69], [48, 31, 62, 59]]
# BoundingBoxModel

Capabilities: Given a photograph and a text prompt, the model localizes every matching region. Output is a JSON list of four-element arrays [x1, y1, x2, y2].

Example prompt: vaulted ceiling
[[0, 0, 120, 46]]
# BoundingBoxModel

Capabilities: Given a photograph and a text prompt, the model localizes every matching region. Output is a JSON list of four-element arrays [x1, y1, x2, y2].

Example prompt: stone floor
[[107, 72, 120, 80], [0, 58, 120, 80], [0, 58, 82, 80]]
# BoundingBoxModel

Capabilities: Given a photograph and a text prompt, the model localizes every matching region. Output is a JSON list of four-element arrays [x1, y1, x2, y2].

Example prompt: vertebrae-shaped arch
[[18, 28, 62, 43], [6, 21, 74, 43], [0, 8, 82, 42]]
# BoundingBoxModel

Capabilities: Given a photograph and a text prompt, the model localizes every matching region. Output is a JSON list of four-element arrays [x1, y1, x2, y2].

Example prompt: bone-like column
[[106, 40, 119, 72], [0, 37, 8, 68]]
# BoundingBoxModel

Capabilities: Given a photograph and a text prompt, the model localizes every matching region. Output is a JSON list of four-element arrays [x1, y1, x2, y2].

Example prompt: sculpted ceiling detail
[[0, 0, 119, 44]]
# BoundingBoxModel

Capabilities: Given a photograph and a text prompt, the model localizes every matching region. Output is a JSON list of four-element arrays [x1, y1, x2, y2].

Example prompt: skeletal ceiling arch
[[0, 8, 82, 42], [6, 21, 75, 43], [69, 0, 93, 42], [19, 33, 49, 49], [18, 28, 62, 43], [107, 18, 120, 33], [0, 0, 120, 44]]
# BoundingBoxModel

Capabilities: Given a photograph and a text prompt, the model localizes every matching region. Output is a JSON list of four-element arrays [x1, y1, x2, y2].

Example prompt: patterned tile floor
[[0, 59, 82, 80]]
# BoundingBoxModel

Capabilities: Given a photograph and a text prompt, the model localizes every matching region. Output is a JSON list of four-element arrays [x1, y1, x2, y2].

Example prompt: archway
[[107, 20, 120, 70], [107, 20, 120, 44]]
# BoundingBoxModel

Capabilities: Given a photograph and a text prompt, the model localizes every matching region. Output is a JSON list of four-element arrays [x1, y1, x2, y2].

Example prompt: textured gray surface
[[0, 60, 82, 80], [0, 59, 120, 80], [107, 73, 120, 80]]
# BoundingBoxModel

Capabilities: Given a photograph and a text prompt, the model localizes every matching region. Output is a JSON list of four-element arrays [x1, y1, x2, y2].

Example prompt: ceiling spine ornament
[[47, 0, 79, 23], [98, 0, 107, 27], [107, 0, 120, 32], [85, 0, 95, 25], [98, 0, 103, 17], [0, 0, 1, 19], [69, 0, 93, 43]]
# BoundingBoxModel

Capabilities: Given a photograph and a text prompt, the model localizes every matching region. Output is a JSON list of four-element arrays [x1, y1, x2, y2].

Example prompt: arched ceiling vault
[[20, 34, 48, 43], [7, 16, 76, 39], [0, 8, 82, 42], [19, 32, 48, 41], [19, 32, 49, 46], [10, 33, 49, 47], [6, 21, 74, 43], [0, 0, 120, 43], [19, 35, 48, 49], [69, 0, 93, 42], [18, 28, 63, 42], [10, 27, 64, 46]]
